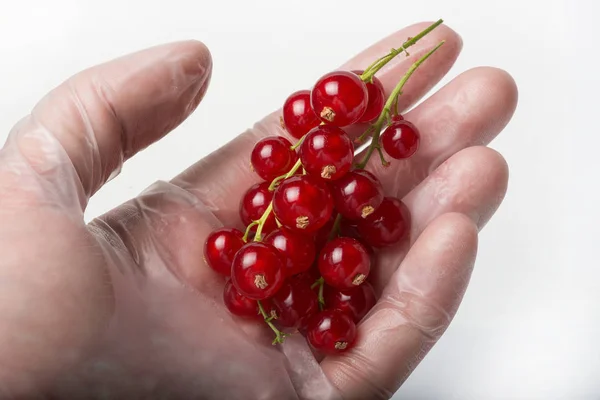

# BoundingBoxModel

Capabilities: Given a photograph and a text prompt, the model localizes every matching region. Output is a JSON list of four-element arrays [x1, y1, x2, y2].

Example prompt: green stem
[[243, 221, 258, 242], [258, 300, 287, 345], [318, 281, 325, 310], [328, 214, 343, 241], [356, 41, 445, 169], [360, 19, 443, 83]]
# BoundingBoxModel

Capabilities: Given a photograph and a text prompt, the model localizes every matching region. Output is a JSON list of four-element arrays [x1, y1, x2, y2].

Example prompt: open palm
[[0, 22, 517, 399]]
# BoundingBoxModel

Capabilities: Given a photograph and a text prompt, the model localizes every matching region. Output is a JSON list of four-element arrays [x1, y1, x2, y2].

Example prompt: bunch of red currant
[[204, 21, 445, 355]]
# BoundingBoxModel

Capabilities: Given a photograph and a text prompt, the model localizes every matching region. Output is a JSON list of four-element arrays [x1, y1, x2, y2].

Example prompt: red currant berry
[[381, 120, 420, 159], [351, 70, 385, 123], [265, 227, 316, 277], [223, 279, 260, 319], [331, 169, 384, 220], [231, 242, 285, 300], [300, 125, 354, 180], [306, 309, 357, 354], [204, 228, 245, 276], [311, 71, 368, 127], [273, 175, 334, 233], [271, 278, 319, 329], [356, 197, 411, 247], [240, 182, 277, 234], [318, 237, 370, 290], [391, 114, 404, 122], [250, 136, 298, 181], [282, 90, 320, 139], [323, 282, 376, 323]]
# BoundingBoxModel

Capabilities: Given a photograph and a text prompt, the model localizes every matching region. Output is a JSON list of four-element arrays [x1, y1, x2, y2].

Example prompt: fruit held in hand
[[208, 21, 446, 350], [251, 136, 298, 181], [223, 279, 260, 318], [352, 70, 385, 123], [311, 71, 368, 127], [331, 169, 384, 220], [265, 227, 316, 277], [273, 175, 334, 233], [319, 237, 371, 289], [231, 242, 286, 300], [356, 197, 411, 247], [323, 282, 377, 323], [282, 90, 320, 139], [300, 125, 354, 180], [306, 309, 357, 354], [204, 228, 245, 276], [271, 278, 319, 329], [381, 120, 420, 159], [240, 182, 278, 234]]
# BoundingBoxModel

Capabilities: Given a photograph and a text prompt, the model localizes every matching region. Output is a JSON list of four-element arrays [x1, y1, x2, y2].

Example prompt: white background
[[0, 0, 596, 399]]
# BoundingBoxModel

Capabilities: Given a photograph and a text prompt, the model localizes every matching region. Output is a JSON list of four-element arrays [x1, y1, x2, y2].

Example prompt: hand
[[0, 22, 517, 399]]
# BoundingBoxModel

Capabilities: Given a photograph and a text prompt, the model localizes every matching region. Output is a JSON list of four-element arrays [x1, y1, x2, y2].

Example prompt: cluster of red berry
[[204, 21, 444, 355]]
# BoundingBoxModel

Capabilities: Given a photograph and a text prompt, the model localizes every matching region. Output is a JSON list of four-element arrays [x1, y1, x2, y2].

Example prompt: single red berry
[[240, 182, 277, 234], [265, 227, 316, 277], [231, 242, 285, 300], [356, 197, 411, 247], [204, 228, 245, 276], [250, 136, 298, 181], [331, 169, 384, 220], [381, 120, 420, 159], [299, 125, 354, 180], [351, 70, 385, 123], [223, 279, 260, 319], [311, 71, 368, 127], [318, 237, 370, 290], [273, 175, 334, 233], [323, 282, 376, 323], [282, 90, 320, 139], [271, 278, 319, 329], [306, 309, 357, 354], [391, 114, 404, 122]]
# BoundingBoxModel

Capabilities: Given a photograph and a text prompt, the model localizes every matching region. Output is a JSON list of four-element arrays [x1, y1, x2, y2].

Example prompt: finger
[[0, 41, 212, 207], [369, 146, 508, 293], [172, 22, 462, 227], [363, 66, 517, 198], [321, 212, 478, 399]]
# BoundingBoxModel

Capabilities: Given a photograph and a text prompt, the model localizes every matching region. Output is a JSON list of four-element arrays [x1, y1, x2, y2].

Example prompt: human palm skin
[[0, 22, 517, 399]]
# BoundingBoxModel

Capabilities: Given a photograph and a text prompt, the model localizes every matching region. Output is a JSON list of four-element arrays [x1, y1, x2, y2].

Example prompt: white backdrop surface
[[0, 1, 595, 399]]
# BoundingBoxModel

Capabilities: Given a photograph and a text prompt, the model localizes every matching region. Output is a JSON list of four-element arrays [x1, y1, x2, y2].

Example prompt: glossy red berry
[[381, 120, 420, 159], [356, 197, 411, 247], [311, 71, 368, 127], [282, 90, 320, 139], [271, 279, 319, 329], [351, 70, 385, 123], [323, 282, 377, 323], [240, 182, 277, 234], [265, 227, 316, 277], [223, 279, 260, 319], [300, 125, 354, 180], [331, 169, 384, 220], [204, 228, 245, 276], [231, 242, 285, 300], [306, 309, 357, 354], [273, 175, 334, 233], [319, 237, 370, 290], [391, 114, 404, 122], [250, 136, 298, 181]]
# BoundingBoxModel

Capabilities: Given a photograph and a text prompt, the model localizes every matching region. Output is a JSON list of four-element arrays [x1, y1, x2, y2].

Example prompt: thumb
[[0, 40, 212, 210]]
